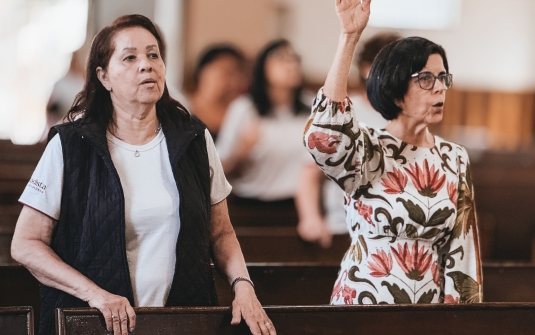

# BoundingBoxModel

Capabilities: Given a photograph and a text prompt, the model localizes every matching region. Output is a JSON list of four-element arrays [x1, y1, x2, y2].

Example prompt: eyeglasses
[[411, 72, 453, 90]]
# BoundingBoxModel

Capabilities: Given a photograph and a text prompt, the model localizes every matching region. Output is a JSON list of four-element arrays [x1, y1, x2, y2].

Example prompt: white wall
[[280, 0, 535, 91]]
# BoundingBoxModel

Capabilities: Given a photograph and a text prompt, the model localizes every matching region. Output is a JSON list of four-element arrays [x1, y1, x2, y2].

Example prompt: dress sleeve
[[205, 129, 232, 205], [442, 146, 483, 303], [303, 88, 384, 196], [18, 134, 64, 220]]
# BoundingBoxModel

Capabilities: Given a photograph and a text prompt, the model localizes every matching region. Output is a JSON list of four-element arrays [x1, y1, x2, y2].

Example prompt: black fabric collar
[[49, 113, 206, 165]]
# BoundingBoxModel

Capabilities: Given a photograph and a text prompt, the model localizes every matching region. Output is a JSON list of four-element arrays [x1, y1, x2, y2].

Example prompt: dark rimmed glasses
[[411, 72, 453, 90]]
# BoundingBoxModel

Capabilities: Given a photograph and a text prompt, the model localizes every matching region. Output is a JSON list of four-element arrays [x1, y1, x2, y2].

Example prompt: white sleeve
[[18, 134, 64, 220], [215, 96, 258, 159], [205, 129, 232, 205]]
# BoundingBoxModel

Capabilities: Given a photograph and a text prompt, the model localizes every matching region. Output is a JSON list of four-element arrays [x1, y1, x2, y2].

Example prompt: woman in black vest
[[11, 15, 275, 335]]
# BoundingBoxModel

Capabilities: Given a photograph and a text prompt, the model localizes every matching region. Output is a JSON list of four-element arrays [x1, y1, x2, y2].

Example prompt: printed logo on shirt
[[28, 178, 47, 194]]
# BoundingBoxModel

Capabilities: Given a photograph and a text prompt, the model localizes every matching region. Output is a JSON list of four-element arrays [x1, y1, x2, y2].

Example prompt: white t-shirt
[[216, 96, 311, 201], [322, 94, 389, 234], [19, 128, 231, 307]]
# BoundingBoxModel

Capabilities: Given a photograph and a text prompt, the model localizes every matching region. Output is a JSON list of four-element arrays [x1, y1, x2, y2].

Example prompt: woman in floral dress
[[304, 0, 482, 305]]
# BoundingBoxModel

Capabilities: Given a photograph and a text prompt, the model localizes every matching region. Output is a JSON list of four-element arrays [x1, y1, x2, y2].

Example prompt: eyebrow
[[121, 45, 158, 51]]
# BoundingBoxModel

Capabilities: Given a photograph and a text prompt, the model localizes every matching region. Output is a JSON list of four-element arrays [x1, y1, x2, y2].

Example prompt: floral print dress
[[304, 89, 482, 305]]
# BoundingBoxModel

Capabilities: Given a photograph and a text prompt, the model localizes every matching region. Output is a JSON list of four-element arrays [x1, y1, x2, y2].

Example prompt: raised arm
[[11, 206, 136, 335], [324, 0, 372, 101], [304, 0, 380, 196]]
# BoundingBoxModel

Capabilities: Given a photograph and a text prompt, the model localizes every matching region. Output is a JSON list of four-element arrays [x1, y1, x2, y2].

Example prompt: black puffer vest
[[39, 115, 218, 335]]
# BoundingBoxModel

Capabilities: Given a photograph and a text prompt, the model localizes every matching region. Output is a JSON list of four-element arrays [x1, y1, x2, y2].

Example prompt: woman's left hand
[[231, 282, 276, 335]]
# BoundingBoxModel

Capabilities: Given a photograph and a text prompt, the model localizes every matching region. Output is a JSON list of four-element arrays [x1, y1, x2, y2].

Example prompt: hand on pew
[[86, 290, 136, 335], [231, 281, 276, 335]]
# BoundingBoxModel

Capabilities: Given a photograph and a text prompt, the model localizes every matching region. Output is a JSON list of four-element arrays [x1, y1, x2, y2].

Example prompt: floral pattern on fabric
[[304, 89, 483, 305]]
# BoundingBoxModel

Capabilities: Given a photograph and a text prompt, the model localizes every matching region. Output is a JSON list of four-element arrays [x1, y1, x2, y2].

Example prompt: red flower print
[[444, 294, 459, 304], [447, 181, 458, 206], [368, 249, 393, 277], [308, 132, 341, 154], [431, 262, 442, 286], [404, 159, 446, 198], [380, 168, 408, 194], [355, 199, 375, 227], [331, 270, 357, 304], [391, 241, 433, 281]]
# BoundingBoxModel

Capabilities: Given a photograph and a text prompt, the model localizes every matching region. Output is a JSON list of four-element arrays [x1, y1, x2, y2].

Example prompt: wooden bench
[[3, 263, 534, 315], [0, 306, 33, 335], [56, 303, 535, 335], [235, 227, 350, 263], [215, 262, 535, 305]]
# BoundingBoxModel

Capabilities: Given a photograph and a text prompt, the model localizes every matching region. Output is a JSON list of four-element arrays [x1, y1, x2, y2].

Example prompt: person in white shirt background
[[296, 32, 400, 248], [216, 39, 312, 225]]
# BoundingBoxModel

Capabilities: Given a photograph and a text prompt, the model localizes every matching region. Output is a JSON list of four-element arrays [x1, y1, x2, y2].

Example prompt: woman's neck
[[267, 86, 294, 108], [385, 117, 435, 148], [109, 101, 159, 145]]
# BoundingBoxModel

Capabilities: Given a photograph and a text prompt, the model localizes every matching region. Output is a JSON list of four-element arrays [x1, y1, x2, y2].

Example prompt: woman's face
[[198, 55, 246, 102], [97, 27, 166, 107], [397, 53, 448, 125], [264, 45, 302, 90]]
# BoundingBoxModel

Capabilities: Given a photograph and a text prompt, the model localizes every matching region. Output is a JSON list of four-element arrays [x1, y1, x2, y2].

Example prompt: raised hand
[[335, 0, 372, 35]]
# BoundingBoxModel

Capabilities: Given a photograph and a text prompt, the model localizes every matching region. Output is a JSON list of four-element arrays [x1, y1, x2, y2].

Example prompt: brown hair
[[66, 14, 189, 128]]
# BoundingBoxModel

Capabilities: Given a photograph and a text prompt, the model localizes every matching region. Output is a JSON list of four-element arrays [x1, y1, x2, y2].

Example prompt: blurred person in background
[[216, 39, 311, 225], [296, 32, 400, 248], [45, 48, 86, 131], [12, 14, 275, 335], [189, 45, 248, 141]]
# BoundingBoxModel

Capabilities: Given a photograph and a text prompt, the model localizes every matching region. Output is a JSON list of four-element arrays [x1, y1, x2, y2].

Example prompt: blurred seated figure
[[216, 39, 311, 226], [189, 45, 247, 141], [296, 32, 400, 248], [45, 49, 86, 130]]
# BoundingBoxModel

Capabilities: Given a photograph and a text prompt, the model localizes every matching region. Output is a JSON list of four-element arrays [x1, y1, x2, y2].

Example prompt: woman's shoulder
[[224, 95, 260, 126]]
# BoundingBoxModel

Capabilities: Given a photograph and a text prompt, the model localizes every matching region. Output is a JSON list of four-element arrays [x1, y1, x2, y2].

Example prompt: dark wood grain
[[57, 303, 535, 335], [0, 306, 33, 335]]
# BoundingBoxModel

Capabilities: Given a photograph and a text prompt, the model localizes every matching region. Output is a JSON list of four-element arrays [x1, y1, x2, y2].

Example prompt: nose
[[433, 77, 446, 92], [139, 55, 153, 73]]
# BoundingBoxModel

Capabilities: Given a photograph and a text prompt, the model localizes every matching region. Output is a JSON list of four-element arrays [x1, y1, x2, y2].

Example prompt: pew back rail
[[57, 303, 535, 335]]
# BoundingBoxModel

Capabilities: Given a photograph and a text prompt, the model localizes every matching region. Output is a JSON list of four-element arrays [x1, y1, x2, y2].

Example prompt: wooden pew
[[56, 303, 535, 335], [0, 306, 33, 335], [3, 262, 534, 319], [235, 227, 350, 263], [215, 262, 535, 306]]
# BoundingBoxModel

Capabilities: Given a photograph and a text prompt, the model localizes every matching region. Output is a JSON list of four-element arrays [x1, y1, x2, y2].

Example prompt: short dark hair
[[66, 14, 189, 128], [366, 36, 449, 120], [250, 39, 308, 117], [192, 45, 245, 88]]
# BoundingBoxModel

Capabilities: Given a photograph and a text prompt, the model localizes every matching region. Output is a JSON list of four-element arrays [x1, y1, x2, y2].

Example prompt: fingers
[[266, 320, 277, 335], [103, 309, 113, 332], [231, 304, 242, 325], [118, 309, 129, 335], [112, 312, 121, 335], [126, 305, 136, 332]]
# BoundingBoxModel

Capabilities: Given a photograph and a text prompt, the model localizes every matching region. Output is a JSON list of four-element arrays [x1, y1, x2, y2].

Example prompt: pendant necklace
[[133, 123, 162, 157]]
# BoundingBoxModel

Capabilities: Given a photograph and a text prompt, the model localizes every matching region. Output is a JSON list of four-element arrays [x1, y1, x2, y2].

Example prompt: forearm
[[12, 238, 105, 302], [324, 33, 361, 101], [295, 164, 324, 221], [209, 200, 249, 283], [11, 206, 107, 303]]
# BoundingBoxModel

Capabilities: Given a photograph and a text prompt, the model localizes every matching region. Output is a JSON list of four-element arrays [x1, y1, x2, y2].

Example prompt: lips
[[432, 102, 444, 107], [140, 78, 156, 85]]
